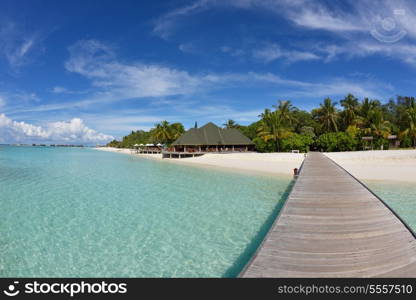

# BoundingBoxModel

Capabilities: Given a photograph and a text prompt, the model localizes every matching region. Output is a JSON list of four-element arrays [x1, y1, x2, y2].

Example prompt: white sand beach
[[325, 150, 416, 183], [96, 147, 416, 182], [95, 147, 304, 176], [96, 147, 161, 160], [164, 152, 305, 176]]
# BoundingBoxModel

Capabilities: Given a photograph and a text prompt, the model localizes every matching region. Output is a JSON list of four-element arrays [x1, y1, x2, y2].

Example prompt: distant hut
[[387, 135, 400, 149], [163, 122, 254, 158], [362, 135, 400, 150], [133, 144, 139, 153], [138, 143, 162, 154], [362, 136, 374, 150]]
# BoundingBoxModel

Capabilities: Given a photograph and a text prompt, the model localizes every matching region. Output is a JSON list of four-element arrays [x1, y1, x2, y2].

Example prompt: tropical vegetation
[[107, 95, 416, 152]]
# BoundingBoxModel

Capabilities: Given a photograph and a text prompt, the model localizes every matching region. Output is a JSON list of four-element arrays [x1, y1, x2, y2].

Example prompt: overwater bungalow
[[163, 122, 254, 158]]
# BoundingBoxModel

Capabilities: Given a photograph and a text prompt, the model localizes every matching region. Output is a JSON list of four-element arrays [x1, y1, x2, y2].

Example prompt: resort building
[[362, 135, 400, 150], [163, 122, 255, 158], [135, 143, 163, 154]]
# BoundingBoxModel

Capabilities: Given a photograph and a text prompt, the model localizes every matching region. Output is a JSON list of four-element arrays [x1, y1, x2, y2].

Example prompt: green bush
[[400, 135, 412, 148], [299, 126, 315, 138], [252, 137, 276, 152], [107, 139, 121, 148], [107, 130, 152, 148], [372, 138, 390, 150], [281, 134, 314, 153], [239, 122, 260, 140], [316, 132, 358, 152]]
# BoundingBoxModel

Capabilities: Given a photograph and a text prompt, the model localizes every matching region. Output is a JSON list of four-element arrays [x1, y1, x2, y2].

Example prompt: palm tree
[[223, 119, 239, 129], [152, 121, 185, 144], [258, 108, 271, 119], [402, 99, 416, 147], [315, 98, 338, 132], [257, 109, 291, 152], [152, 121, 173, 144], [340, 94, 359, 128], [273, 100, 297, 126], [359, 98, 380, 122], [364, 109, 391, 149], [170, 122, 185, 140]]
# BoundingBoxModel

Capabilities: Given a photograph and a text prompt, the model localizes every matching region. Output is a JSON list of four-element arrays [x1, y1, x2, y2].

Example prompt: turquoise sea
[[0, 146, 292, 277], [366, 180, 416, 232]]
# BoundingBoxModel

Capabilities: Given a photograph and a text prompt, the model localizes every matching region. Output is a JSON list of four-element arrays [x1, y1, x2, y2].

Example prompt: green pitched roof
[[172, 122, 254, 146]]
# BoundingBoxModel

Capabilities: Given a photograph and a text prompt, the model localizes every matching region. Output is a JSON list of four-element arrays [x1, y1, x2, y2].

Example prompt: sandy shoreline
[[95, 147, 304, 177], [325, 150, 416, 183], [96, 147, 416, 183]]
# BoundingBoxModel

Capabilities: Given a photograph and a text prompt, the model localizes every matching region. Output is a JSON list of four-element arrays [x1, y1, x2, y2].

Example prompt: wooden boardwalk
[[241, 152, 416, 277]]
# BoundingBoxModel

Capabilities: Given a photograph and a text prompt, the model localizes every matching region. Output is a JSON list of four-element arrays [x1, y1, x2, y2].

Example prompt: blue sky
[[1, 0, 416, 144]]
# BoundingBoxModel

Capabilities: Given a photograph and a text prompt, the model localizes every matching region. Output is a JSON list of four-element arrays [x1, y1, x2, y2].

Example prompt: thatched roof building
[[172, 122, 254, 146], [163, 122, 254, 158]]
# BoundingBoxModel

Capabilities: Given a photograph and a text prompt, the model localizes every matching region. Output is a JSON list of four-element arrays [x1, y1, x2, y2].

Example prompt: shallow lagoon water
[[365, 180, 416, 232], [0, 146, 292, 277]]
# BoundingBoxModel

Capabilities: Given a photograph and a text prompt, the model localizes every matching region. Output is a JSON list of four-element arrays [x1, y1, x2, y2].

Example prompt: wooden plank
[[240, 152, 416, 278]]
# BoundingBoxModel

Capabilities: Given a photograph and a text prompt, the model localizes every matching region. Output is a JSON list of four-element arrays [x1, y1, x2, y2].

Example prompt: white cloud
[[153, 0, 214, 39], [178, 42, 200, 54], [255, 1, 416, 65], [314, 40, 416, 66], [0, 90, 39, 114], [3, 38, 385, 116], [274, 0, 365, 32], [220, 46, 231, 52], [219, 43, 320, 63], [50, 86, 89, 95], [153, 0, 416, 66], [153, 0, 364, 38], [279, 0, 416, 39], [253, 43, 320, 63], [0, 21, 40, 69], [0, 114, 114, 144], [154, 0, 416, 39], [152, 0, 273, 39], [358, 43, 416, 65], [247, 72, 392, 99], [220, 46, 245, 57], [65, 39, 206, 98], [51, 86, 69, 93], [12, 91, 40, 102], [253, 46, 281, 62]]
